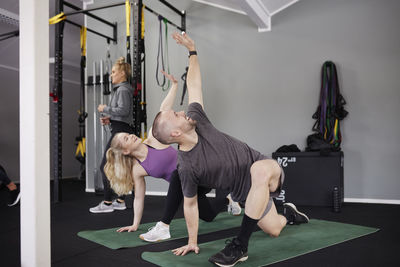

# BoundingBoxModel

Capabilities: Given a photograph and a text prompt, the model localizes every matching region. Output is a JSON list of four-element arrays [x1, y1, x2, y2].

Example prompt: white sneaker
[[89, 201, 114, 213], [228, 201, 242, 216], [139, 221, 171, 242], [112, 199, 126, 210]]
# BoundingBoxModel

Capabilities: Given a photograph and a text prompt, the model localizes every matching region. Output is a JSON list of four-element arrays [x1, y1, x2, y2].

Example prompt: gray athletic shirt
[[177, 102, 268, 203], [103, 81, 133, 125]]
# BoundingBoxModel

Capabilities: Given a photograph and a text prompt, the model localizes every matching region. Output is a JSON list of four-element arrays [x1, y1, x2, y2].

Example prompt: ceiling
[[0, 0, 299, 72], [193, 0, 299, 32]]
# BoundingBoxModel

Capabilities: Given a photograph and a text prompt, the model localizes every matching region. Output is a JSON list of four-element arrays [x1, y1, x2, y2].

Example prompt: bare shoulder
[[132, 159, 147, 177]]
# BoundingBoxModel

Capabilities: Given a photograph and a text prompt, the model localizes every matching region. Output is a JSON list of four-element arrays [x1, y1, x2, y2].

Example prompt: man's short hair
[[152, 111, 171, 144]]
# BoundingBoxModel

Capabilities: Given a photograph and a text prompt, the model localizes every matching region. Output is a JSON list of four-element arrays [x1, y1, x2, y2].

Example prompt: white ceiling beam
[[193, 0, 246, 15], [235, 0, 271, 32], [264, 0, 299, 16]]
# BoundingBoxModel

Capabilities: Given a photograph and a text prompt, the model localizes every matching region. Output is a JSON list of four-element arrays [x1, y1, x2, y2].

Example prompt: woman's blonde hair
[[113, 57, 132, 81], [104, 133, 134, 196]]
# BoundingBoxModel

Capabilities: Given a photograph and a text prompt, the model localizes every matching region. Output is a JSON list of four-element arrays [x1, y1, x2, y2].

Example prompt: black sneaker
[[208, 238, 248, 267], [8, 188, 21, 207], [283, 202, 309, 225]]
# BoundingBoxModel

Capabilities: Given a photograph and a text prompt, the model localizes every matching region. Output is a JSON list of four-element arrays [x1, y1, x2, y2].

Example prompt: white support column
[[19, 0, 50, 266]]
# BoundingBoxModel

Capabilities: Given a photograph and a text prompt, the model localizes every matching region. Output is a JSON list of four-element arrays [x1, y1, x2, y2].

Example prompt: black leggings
[[0, 164, 12, 185], [100, 120, 134, 201], [161, 170, 229, 224]]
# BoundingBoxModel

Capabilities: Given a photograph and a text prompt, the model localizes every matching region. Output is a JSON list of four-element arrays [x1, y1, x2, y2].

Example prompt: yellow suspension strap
[[49, 12, 66, 25], [75, 26, 88, 164], [140, 5, 147, 141], [80, 27, 87, 57], [141, 5, 145, 39], [125, 0, 132, 67], [75, 137, 86, 164]]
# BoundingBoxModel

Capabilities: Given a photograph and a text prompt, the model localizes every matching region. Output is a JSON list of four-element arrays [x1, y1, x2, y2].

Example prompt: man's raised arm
[[172, 32, 204, 108]]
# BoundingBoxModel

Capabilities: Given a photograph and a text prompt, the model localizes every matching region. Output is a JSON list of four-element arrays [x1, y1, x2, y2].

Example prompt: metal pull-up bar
[[54, 1, 119, 43], [63, 1, 116, 28], [65, 19, 117, 43], [143, 5, 184, 31], [0, 30, 19, 42], [142, 0, 186, 32], [158, 0, 183, 16], [63, 2, 126, 17]]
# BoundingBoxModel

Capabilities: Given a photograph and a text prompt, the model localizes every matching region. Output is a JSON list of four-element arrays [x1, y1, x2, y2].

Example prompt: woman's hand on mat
[[172, 243, 199, 256], [116, 225, 138, 233]]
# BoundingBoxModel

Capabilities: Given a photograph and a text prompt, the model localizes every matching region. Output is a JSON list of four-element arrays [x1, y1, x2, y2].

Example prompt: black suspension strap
[[180, 66, 188, 105], [75, 26, 87, 165], [140, 5, 147, 140], [156, 15, 166, 88], [156, 16, 171, 91], [125, 0, 132, 75], [163, 18, 170, 91], [103, 40, 111, 95]]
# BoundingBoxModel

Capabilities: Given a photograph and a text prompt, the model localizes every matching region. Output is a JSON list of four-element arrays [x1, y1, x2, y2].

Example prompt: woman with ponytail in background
[[89, 57, 135, 213]]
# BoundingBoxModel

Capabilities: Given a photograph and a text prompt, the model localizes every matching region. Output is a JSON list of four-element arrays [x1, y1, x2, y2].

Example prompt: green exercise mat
[[142, 219, 378, 267], [78, 212, 243, 249]]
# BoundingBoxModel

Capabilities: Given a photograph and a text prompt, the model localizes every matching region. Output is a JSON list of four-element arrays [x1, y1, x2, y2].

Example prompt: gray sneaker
[[112, 199, 126, 210], [228, 201, 242, 216], [89, 201, 114, 213]]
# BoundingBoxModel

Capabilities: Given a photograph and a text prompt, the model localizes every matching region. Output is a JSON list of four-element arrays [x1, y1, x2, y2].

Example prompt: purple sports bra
[[138, 145, 177, 182]]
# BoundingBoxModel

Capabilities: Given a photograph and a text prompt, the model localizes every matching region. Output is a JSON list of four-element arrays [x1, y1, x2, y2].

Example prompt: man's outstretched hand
[[172, 32, 195, 51], [172, 243, 200, 256]]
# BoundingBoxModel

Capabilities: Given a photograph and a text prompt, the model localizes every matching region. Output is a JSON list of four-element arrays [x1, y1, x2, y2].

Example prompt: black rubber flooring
[[1, 179, 399, 267]]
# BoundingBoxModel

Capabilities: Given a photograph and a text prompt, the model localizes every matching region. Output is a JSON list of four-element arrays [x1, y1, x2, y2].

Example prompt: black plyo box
[[272, 151, 344, 207]]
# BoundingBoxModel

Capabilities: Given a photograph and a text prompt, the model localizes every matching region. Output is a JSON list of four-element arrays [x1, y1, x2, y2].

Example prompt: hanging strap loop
[[162, 18, 171, 91], [156, 16, 166, 88]]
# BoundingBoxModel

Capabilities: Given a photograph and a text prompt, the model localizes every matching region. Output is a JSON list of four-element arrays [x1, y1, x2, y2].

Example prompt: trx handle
[[49, 12, 66, 25], [80, 27, 87, 57], [126, 0, 131, 37], [75, 137, 86, 164], [141, 5, 145, 39]]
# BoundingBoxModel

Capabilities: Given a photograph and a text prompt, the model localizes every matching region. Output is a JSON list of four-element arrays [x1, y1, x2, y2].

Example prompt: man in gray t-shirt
[[152, 33, 308, 267], [178, 102, 276, 205]]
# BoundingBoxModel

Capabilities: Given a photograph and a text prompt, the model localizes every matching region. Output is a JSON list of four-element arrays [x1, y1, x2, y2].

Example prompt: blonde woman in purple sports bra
[[104, 71, 241, 242]]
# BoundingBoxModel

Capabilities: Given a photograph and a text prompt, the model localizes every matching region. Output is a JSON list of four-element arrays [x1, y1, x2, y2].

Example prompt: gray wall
[[1, 0, 398, 201], [88, 0, 400, 201]]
